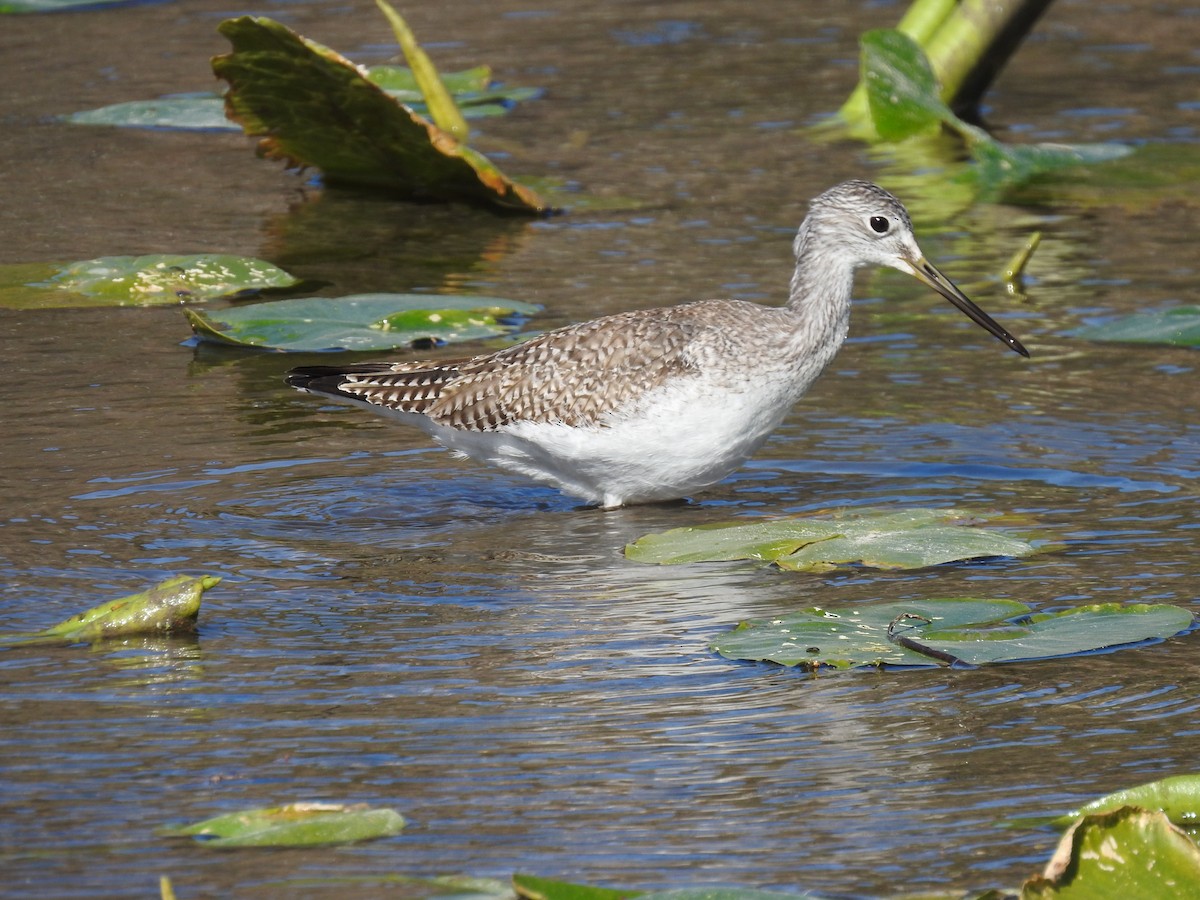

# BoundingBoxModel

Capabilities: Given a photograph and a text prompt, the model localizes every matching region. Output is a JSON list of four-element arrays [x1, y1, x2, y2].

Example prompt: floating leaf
[[1073, 307, 1200, 348], [513, 874, 641, 900], [2, 575, 219, 647], [164, 802, 405, 847], [515, 875, 823, 900], [63, 71, 539, 132], [212, 16, 550, 213], [1051, 775, 1200, 830], [185, 293, 539, 352], [626, 508, 1037, 573], [1023, 808, 1200, 898], [64, 94, 235, 130], [1, 254, 301, 309], [712, 599, 1194, 671]]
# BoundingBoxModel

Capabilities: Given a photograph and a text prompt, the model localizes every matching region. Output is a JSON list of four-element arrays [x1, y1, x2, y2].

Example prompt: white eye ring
[[869, 215, 890, 234]]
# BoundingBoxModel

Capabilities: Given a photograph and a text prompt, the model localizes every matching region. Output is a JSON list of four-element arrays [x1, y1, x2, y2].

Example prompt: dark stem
[[886, 613, 976, 669]]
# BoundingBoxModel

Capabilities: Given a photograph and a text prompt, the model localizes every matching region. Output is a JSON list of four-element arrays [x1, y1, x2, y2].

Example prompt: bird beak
[[904, 255, 1030, 358]]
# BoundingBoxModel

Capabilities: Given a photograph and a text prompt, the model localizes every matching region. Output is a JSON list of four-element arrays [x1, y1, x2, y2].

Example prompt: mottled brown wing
[[285, 360, 469, 414], [287, 303, 715, 431], [427, 308, 700, 430]]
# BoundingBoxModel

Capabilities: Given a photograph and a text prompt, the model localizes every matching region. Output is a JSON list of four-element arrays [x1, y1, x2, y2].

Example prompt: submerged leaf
[[165, 802, 405, 847], [1023, 808, 1200, 897], [3, 575, 220, 646], [212, 16, 550, 213], [626, 508, 1037, 572], [185, 293, 540, 352], [712, 599, 1194, 671], [18, 254, 300, 308], [1073, 307, 1200, 348]]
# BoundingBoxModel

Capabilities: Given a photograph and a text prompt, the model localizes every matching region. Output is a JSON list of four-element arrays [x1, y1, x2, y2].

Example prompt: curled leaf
[[5, 575, 220, 646], [212, 16, 550, 213]]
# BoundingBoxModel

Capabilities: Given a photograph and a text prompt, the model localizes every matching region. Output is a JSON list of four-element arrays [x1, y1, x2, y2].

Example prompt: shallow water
[[1, 0, 1199, 897]]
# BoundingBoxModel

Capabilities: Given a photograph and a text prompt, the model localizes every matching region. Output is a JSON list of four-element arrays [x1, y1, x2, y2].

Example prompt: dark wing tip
[[285, 366, 343, 393], [285, 363, 398, 393]]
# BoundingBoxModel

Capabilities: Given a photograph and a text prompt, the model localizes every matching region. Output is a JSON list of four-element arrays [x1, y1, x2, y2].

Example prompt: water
[[2, 0, 1199, 896]]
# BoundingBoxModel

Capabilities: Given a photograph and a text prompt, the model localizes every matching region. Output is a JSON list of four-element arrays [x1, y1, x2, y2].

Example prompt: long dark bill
[[910, 256, 1030, 358]]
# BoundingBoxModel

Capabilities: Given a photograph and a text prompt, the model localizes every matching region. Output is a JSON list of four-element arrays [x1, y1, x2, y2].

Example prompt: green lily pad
[[512, 875, 817, 900], [185, 293, 540, 352], [1051, 775, 1200, 830], [0, 254, 301, 309], [64, 94, 235, 130], [859, 29, 1131, 189], [625, 508, 1038, 573], [2, 575, 219, 647], [1023, 808, 1200, 898], [513, 874, 642, 900], [212, 16, 550, 213], [1073, 307, 1200, 348], [164, 802, 405, 847], [711, 599, 1194, 671]]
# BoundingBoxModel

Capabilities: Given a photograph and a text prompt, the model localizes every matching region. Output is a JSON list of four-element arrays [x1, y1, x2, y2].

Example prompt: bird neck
[[783, 217, 857, 366], [785, 217, 858, 317]]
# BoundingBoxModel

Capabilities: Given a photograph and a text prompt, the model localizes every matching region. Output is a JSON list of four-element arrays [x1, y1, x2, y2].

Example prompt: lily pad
[[711, 599, 1194, 671], [625, 508, 1038, 573], [1023, 808, 1200, 898], [185, 293, 540, 352], [63, 74, 540, 132], [1073, 307, 1200, 348], [212, 16, 550, 213], [514, 874, 642, 900], [164, 802, 405, 847], [1051, 774, 1200, 830], [2, 575, 219, 647], [0, 254, 301, 309], [64, 94, 236, 131]]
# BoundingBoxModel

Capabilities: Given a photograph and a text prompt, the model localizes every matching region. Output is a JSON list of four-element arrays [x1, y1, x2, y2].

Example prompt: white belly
[[419, 375, 798, 508]]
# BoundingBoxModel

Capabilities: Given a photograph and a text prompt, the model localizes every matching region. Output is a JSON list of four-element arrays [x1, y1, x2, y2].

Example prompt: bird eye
[[869, 215, 890, 234]]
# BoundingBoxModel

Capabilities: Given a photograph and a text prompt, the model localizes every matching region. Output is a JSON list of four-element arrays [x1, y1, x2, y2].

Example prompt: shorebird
[[286, 180, 1028, 508]]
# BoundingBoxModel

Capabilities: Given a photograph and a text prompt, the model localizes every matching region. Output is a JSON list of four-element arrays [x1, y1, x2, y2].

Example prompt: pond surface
[[2, 0, 1199, 896]]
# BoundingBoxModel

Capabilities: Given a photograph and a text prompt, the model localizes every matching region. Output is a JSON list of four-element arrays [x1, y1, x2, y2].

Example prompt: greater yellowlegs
[[287, 181, 1028, 508]]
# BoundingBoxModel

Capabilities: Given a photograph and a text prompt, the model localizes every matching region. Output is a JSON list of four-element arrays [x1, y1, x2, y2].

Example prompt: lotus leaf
[[1073, 307, 1200, 348], [711, 598, 1194, 671], [1023, 807, 1200, 897], [626, 508, 1037, 572], [15, 253, 301, 308], [212, 16, 549, 213], [185, 293, 539, 352], [164, 801, 405, 847], [1052, 774, 1200, 830]]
